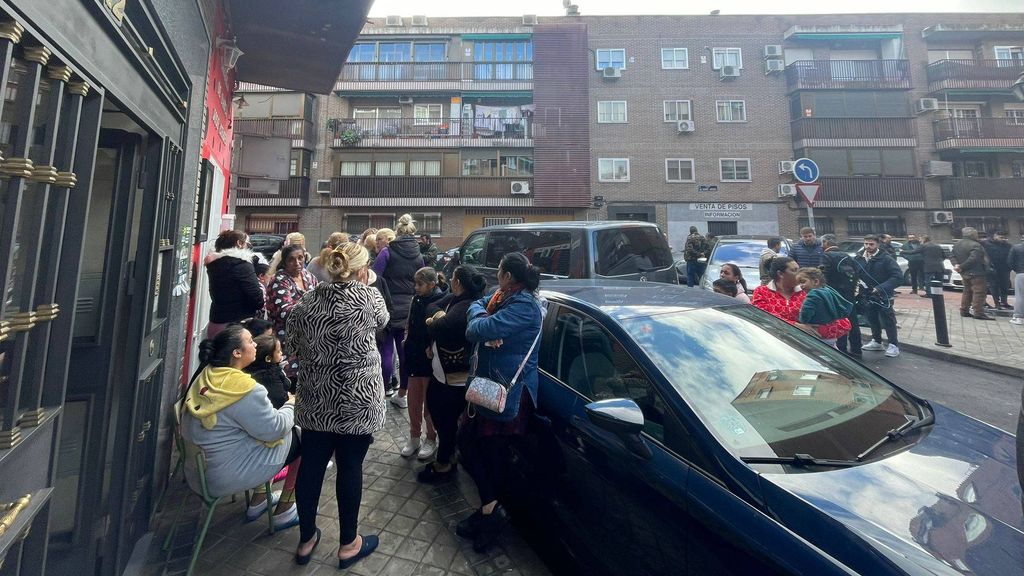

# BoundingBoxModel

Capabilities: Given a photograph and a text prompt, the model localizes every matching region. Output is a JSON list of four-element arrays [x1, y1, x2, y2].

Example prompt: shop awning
[[784, 25, 903, 42], [230, 0, 373, 94]]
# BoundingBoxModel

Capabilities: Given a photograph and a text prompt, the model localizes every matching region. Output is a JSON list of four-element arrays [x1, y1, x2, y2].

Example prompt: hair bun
[[198, 339, 216, 363]]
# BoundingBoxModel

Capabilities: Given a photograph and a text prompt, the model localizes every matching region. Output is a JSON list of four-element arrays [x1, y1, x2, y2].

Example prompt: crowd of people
[[181, 216, 542, 568]]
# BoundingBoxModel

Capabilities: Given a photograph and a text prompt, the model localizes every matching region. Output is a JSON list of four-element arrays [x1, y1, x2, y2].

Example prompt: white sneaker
[[400, 437, 421, 458], [861, 340, 885, 351], [245, 490, 281, 522], [389, 394, 408, 409], [417, 439, 437, 461], [1011, 317, 1023, 326], [271, 503, 299, 530], [884, 344, 900, 358]]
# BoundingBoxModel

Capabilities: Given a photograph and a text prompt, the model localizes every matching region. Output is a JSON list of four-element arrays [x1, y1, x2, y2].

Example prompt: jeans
[[961, 274, 988, 317], [685, 261, 705, 288], [426, 380, 467, 466], [380, 328, 408, 390], [865, 298, 899, 347], [908, 262, 924, 293], [837, 303, 863, 355], [989, 270, 1011, 306], [296, 430, 372, 545], [1015, 274, 1024, 319]]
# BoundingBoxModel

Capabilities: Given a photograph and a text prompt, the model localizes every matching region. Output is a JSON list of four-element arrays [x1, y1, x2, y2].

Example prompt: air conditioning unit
[[930, 211, 954, 225], [923, 160, 954, 178], [765, 60, 785, 74], [385, 15, 403, 26], [677, 120, 695, 133], [602, 66, 621, 79], [411, 15, 428, 26], [778, 160, 795, 174], [778, 184, 798, 198], [915, 98, 939, 115], [522, 14, 538, 25], [764, 45, 783, 58], [510, 181, 531, 195], [720, 65, 740, 79], [398, 96, 413, 104], [316, 179, 331, 194]]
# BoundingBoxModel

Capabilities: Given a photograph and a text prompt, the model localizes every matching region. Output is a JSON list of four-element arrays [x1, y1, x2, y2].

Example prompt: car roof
[[712, 235, 786, 241], [478, 220, 660, 231], [540, 279, 734, 321]]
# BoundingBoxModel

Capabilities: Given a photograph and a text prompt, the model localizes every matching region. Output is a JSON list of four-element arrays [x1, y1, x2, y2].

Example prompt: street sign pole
[[806, 204, 815, 232], [793, 158, 821, 231]]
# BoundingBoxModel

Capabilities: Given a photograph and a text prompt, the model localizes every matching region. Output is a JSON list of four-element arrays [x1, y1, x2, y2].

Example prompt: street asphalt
[[863, 348, 1021, 434]]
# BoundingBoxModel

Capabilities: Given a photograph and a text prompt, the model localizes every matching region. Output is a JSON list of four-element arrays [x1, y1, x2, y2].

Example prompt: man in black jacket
[[984, 231, 1012, 310], [855, 235, 904, 358], [820, 234, 861, 358], [900, 234, 924, 295], [919, 235, 946, 299]]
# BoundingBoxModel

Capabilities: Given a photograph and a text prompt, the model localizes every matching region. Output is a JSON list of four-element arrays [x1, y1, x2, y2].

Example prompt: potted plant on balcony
[[338, 126, 363, 146]]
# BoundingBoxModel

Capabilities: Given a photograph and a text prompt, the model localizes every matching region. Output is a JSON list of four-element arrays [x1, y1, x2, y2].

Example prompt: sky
[[367, 0, 1022, 16]]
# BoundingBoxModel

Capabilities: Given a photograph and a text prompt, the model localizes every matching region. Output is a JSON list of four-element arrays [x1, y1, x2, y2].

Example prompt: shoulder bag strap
[[508, 329, 541, 387]]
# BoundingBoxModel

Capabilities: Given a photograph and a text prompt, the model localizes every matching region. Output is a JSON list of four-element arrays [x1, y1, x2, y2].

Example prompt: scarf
[[486, 284, 524, 315], [182, 366, 284, 447]]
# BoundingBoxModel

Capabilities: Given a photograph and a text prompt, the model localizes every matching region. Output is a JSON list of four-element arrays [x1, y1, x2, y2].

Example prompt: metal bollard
[[930, 278, 952, 348]]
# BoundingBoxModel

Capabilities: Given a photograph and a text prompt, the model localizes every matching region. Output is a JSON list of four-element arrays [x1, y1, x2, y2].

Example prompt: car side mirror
[[585, 399, 652, 459]]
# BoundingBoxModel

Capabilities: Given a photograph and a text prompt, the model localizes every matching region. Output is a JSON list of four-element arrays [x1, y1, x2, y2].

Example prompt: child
[[400, 267, 448, 460], [245, 333, 291, 408], [712, 278, 739, 298], [796, 267, 854, 347]]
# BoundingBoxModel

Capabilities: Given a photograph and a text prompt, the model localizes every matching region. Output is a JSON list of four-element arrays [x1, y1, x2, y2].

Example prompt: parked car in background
[[699, 236, 792, 293], [247, 233, 284, 262], [508, 281, 1022, 576], [450, 221, 678, 287], [438, 246, 459, 276], [938, 244, 963, 290]]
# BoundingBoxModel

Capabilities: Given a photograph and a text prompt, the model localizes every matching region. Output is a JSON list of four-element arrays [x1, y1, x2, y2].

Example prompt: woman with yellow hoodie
[[180, 324, 301, 529]]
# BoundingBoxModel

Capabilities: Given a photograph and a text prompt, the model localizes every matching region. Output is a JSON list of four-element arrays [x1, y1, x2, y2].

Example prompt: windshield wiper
[[740, 453, 861, 468], [856, 405, 934, 462]]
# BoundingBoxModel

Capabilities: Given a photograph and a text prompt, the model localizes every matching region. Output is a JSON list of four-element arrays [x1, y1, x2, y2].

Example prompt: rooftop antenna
[[563, 0, 580, 14]]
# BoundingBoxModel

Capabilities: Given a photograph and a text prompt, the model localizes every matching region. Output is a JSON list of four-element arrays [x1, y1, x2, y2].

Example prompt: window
[[411, 212, 441, 235], [712, 47, 742, 70], [719, 158, 751, 182], [707, 221, 738, 236], [375, 161, 405, 176], [661, 48, 689, 69], [598, 158, 630, 182], [482, 217, 524, 227], [339, 161, 371, 176], [485, 231, 574, 275], [847, 217, 906, 237], [1006, 109, 1024, 126], [502, 156, 534, 177], [596, 49, 626, 70], [461, 232, 487, 265], [1013, 160, 1023, 179], [414, 43, 446, 62], [665, 159, 695, 182], [954, 160, 990, 178], [797, 217, 835, 234], [716, 100, 746, 122], [344, 213, 395, 236], [663, 100, 692, 122], [473, 40, 533, 80], [414, 104, 443, 125], [289, 149, 310, 177], [994, 46, 1023, 66], [792, 92, 909, 119], [409, 160, 441, 176], [952, 217, 1007, 238], [598, 101, 628, 123], [804, 149, 915, 177], [594, 227, 674, 276]]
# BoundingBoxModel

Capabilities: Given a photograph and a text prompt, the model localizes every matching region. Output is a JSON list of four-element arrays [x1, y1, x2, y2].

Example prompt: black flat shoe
[[338, 534, 378, 569], [295, 527, 321, 565], [417, 462, 457, 484], [472, 505, 509, 553], [456, 509, 483, 539]]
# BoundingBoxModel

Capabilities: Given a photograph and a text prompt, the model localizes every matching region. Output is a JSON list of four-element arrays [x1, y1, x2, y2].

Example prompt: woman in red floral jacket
[[751, 256, 849, 341]]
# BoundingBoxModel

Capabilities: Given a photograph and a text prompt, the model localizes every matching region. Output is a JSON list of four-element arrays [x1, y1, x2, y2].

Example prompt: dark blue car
[[507, 280, 1022, 575]]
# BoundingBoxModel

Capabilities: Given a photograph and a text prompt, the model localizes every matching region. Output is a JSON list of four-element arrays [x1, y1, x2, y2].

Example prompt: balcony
[[329, 117, 532, 148], [941, 178, 1024, 209], [329, 176, 534, 207], [927, 60, 1024, 93], [334, 61, 533, 93], [790, 117, 916, 148], [785, 60, 911, 91], [234, 176, 308, 207], [234, 119, 316, 150], [932, 117, 1024, 151], [813, 177, 926, 208]]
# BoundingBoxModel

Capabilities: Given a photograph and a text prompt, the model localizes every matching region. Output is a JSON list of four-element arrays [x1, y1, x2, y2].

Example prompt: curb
[[860, 329, 1024, 378]]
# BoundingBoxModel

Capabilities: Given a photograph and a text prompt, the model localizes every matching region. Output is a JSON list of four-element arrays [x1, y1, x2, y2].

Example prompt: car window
[[483, 230, 574, 275], [461, 233, 486, 266], [593, 227, 673, 276], [548, 306, 666, 441], [621, 305, 926, 464]]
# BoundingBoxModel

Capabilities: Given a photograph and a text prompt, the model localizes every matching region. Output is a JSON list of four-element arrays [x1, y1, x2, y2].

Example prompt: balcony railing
[[932, 117, 1024, 149], [234, 119, 315, 150], [785, 60, 911, 91], [339, 61, 534, 82], [927, 59, 1024, 91], [790, 117, 916, 145], [814, 177, 926, 208], [941, 178, 1024, 209], [234, 176, 308, 207], [330, 176, 534, 207], [330, 117, 532, 148]]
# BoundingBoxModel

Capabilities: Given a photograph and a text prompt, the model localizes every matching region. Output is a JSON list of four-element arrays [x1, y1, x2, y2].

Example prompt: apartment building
[[231, 13, 1024, 248]]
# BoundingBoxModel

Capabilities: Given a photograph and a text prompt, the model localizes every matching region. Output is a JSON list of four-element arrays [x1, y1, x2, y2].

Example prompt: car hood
[[762, 405, 1024, 575]]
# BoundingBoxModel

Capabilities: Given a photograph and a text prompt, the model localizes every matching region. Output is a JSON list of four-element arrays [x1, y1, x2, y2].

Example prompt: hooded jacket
[[1008, 242, 1024, 273], [179, 366, 294, 498], [403, 285, 449, 375], [205, 248, 265, 323], [426, 291, 477, 375], [244, 357, 291, 410], [375, 235, 424, 330], [799, 285, 855, 326], [854, 250, 903, 298]]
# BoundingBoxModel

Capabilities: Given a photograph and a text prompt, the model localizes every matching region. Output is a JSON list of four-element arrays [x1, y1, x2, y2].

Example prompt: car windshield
[[710, 241, 784, 268], [593, 227, 674, 276], [621, 306, 925, 462]]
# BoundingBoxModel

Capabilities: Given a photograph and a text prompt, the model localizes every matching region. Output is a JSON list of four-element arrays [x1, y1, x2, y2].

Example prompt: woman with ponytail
[[180, 324, 301, 529], [286, 242, 389, 568]]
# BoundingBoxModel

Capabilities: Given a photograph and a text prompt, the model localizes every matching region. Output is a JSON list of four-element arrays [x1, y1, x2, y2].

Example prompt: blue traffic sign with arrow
[[793, 158, 819, 183]]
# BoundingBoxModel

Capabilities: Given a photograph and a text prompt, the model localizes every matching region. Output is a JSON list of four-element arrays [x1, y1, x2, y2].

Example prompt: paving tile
[[374, 531, 406, 557], [348, 551, 392, 576], [408, 521, 443, 543], [384, 513, 420, 537], [410, 565, 448, 576], [397, 499, 429, 520], [392, 537, 432, 562], [379, 556, 419, 576], [421, 541, 458, 569]]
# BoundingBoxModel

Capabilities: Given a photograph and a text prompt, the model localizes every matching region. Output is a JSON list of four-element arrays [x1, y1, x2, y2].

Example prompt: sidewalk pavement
[[141, 403, 553, 576], [866, 289, 1023, 377]]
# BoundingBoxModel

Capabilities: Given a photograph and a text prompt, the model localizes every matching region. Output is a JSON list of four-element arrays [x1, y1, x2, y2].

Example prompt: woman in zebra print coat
[[286, 242, 389, 569]]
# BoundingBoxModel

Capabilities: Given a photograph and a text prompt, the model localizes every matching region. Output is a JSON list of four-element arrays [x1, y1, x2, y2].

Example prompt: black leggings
[[459, 423, 513, 506], [295, 430, 372, 545], [426, 380, 467, 466]]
